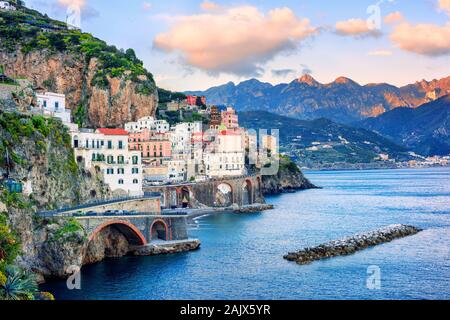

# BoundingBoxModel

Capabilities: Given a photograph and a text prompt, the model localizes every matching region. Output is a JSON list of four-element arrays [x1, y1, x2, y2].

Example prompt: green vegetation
[[0, 112, 74, 176], [158, 88, 187, 104], [279, 155, 300, 174], [50, 218, 85, 242], [0, 6, 155, 95], [0, 210, 40, 301]]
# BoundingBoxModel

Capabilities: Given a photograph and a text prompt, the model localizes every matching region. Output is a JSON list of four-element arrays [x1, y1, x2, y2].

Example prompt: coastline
[[302, 164, 450, 173]]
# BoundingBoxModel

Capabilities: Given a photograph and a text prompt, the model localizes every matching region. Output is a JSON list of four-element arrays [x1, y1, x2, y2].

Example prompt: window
[[118, 141, 123, 149], [118, 168, 125, 174], [43, 100, 47, 108], [118, 156, 125, 164], [107, 156, 114, 164], [132, 168, 139, 174], [55, 102, 59, 110], [107, 168, 114, 175], [118, 179, 124, 185], [132, 156, 139, 165], [133, 179, 139, 184], [107, 141, 112, 149]]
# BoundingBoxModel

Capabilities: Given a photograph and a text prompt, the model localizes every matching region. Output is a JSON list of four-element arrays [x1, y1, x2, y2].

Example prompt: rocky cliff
[[0, 111, 111, 279], [261, 156, 317, 195], [0, 7, 158, 128]]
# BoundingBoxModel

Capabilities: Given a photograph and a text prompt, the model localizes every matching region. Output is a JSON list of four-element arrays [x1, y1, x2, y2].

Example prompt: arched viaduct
[[75, 214, 189, 245], [145, 174, 264, 209]]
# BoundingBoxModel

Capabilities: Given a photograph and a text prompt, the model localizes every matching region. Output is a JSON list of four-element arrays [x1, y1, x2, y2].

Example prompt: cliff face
[[0, 51, 157, 128], [0, 111, 111, 279], [0, 7, 158, 128], [261, 157, 317, 195]]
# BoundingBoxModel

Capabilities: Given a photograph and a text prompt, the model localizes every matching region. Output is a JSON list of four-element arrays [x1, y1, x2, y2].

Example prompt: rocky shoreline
[[234, 203, 274, 213], [131, 239, 201, 256], [284, 224, 422, 265]]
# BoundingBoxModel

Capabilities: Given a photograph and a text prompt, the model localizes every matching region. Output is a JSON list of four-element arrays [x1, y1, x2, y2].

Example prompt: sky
[[25, 0, 450, 91]]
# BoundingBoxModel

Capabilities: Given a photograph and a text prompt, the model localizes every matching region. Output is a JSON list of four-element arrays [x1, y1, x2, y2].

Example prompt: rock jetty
[[284, 224, 422, 265]]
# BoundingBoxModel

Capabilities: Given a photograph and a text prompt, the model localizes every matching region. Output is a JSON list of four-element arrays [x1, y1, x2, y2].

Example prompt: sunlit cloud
[[439, 0, 450, 17], [153, 6, 318, 76], [390, 21, 450, 56], [384, 12, 404, 24], [368, 50, 393, 56], [335, 18, 381, 38], [200, 1, 222, 12], [143, 2, 152, 11]]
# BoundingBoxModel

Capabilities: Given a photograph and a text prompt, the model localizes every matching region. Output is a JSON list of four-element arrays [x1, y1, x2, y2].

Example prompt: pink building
[[129, 129, 171, 167], [221, 106, 239, 129]]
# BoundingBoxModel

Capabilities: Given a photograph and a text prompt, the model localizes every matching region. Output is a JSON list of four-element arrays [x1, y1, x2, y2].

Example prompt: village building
[[221, 106, 239, 129], [204, 128, 246, 178], [209, 106, 222, 130], [71, 128, 143, 196], [35, 92, 72, 123], [125, 116, 170, 133], [128, 129, 172, 183], [0, 1, 16, 11]]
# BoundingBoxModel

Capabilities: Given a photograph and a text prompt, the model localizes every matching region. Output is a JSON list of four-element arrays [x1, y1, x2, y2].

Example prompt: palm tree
[[0, 266, 38, 300]]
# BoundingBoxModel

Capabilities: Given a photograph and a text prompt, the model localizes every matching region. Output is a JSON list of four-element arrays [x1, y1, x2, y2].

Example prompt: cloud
[[390, 21, 450, 56], [368, 50, 393, 56], [153, 6, 317, 76], [200, 1, 222, 12], [335, 18, 381, 38], [384, 12, 404, 24], [271, 69, 296, 77], [143, 2, 152, 11], [439, 0, 450, 16]]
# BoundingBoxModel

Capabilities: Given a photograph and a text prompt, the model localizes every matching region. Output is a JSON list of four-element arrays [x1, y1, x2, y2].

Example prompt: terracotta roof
[[97, 128, 129, 136]]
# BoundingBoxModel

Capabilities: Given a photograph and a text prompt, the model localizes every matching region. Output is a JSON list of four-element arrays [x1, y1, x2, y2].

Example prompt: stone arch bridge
[[76, 214, 188, 245], [145, 174, 264, 209]]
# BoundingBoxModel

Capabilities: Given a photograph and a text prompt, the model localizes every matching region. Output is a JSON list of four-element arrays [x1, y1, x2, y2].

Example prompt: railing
[[38, 192, 161, 217]]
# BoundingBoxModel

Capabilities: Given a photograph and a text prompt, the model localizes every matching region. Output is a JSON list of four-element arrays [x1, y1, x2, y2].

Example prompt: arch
[[150, 219, 169, 241], [89, 220, 147, 245], [215, 182, 234, 207], [180, 186, 191, 208]]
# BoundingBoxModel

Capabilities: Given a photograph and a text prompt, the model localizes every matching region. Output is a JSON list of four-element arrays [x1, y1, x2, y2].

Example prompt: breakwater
[[284, 224, 422, 265]]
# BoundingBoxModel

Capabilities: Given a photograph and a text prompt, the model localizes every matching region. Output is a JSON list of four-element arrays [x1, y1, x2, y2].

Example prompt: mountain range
[[357, 95, 450, 156], [188, 75, 450, 124], [238, 111, 413, 169]]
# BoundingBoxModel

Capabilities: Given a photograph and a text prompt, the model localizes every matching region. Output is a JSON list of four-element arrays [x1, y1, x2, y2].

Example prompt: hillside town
[[29, 91, 276, 198]]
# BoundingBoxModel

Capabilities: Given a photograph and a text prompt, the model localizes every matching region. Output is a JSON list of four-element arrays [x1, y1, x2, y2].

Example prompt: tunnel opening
[[151, 220, 169, 241], [83, 221, 146, 265]]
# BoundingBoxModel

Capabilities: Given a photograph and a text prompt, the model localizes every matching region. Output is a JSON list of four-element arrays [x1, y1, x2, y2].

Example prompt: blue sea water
[[41, 168, 450, 300]]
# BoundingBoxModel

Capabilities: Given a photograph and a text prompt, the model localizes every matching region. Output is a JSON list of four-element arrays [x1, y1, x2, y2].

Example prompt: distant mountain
[[357, 95, 450, 156], [188, 75, 450, 124], [239, 111, 413, 169]]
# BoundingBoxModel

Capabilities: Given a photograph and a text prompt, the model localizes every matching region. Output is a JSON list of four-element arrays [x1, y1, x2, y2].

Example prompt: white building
[[71, 128, 143, 196], [204, 130, 246, 178], [36, 92, 72, 123], [170, 122, 203, 155], [0, 1, 16, 10], [125, 116, 170, 133], [167, 156, 187, 183]]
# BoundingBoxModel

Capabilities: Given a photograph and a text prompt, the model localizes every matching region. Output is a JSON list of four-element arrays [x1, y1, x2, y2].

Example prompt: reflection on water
[[41, 168, 450, 300]]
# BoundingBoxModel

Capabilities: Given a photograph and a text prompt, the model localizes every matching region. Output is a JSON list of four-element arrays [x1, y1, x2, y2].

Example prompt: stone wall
[[60, 197, 161, 215]]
